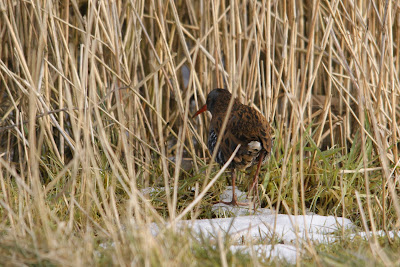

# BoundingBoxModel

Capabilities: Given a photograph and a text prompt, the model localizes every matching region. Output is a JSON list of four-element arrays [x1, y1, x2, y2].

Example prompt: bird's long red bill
[[192, 104, 207, 118]]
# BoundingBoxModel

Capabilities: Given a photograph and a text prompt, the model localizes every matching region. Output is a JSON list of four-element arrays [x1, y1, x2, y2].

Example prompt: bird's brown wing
[[218, 105, 272, 170]]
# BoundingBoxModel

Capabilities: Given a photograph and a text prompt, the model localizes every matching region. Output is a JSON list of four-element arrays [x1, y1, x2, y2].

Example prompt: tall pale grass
[[0, 0, 399, 265]]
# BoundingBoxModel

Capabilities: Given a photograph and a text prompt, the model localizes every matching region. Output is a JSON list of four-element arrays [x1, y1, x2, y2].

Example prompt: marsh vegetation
[[0, 0, 399, 265]]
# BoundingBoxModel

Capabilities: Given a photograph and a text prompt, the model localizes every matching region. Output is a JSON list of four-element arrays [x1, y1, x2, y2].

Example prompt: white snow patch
[[166, 213, 353, 244], [349, 230, 400, 240], [142, 186, 356, 263], [218, 186, 248, 203], [150, 213, 352, 263]]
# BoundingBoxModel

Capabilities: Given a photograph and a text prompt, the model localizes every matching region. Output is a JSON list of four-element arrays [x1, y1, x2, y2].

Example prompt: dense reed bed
[[0, 0, 399, 265]]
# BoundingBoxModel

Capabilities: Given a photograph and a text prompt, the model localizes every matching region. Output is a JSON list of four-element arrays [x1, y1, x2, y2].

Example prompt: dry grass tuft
[[0, 0, 399, 265]]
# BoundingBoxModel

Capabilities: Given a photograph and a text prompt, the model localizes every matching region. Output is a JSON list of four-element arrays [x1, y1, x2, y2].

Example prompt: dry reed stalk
[[0, 0, 399, 265]]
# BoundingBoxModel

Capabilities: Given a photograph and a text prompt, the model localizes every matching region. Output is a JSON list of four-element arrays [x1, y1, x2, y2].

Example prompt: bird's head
[[192, 88, 232, 118]]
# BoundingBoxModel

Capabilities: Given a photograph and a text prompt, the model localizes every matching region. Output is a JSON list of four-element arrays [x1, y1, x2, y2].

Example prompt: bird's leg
[[249, 151, 266, 208], [221, 170, 248, 206]]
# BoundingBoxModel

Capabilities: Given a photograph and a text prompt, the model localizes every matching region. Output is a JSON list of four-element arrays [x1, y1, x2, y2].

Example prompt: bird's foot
[[219, 199, 249, 206]]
